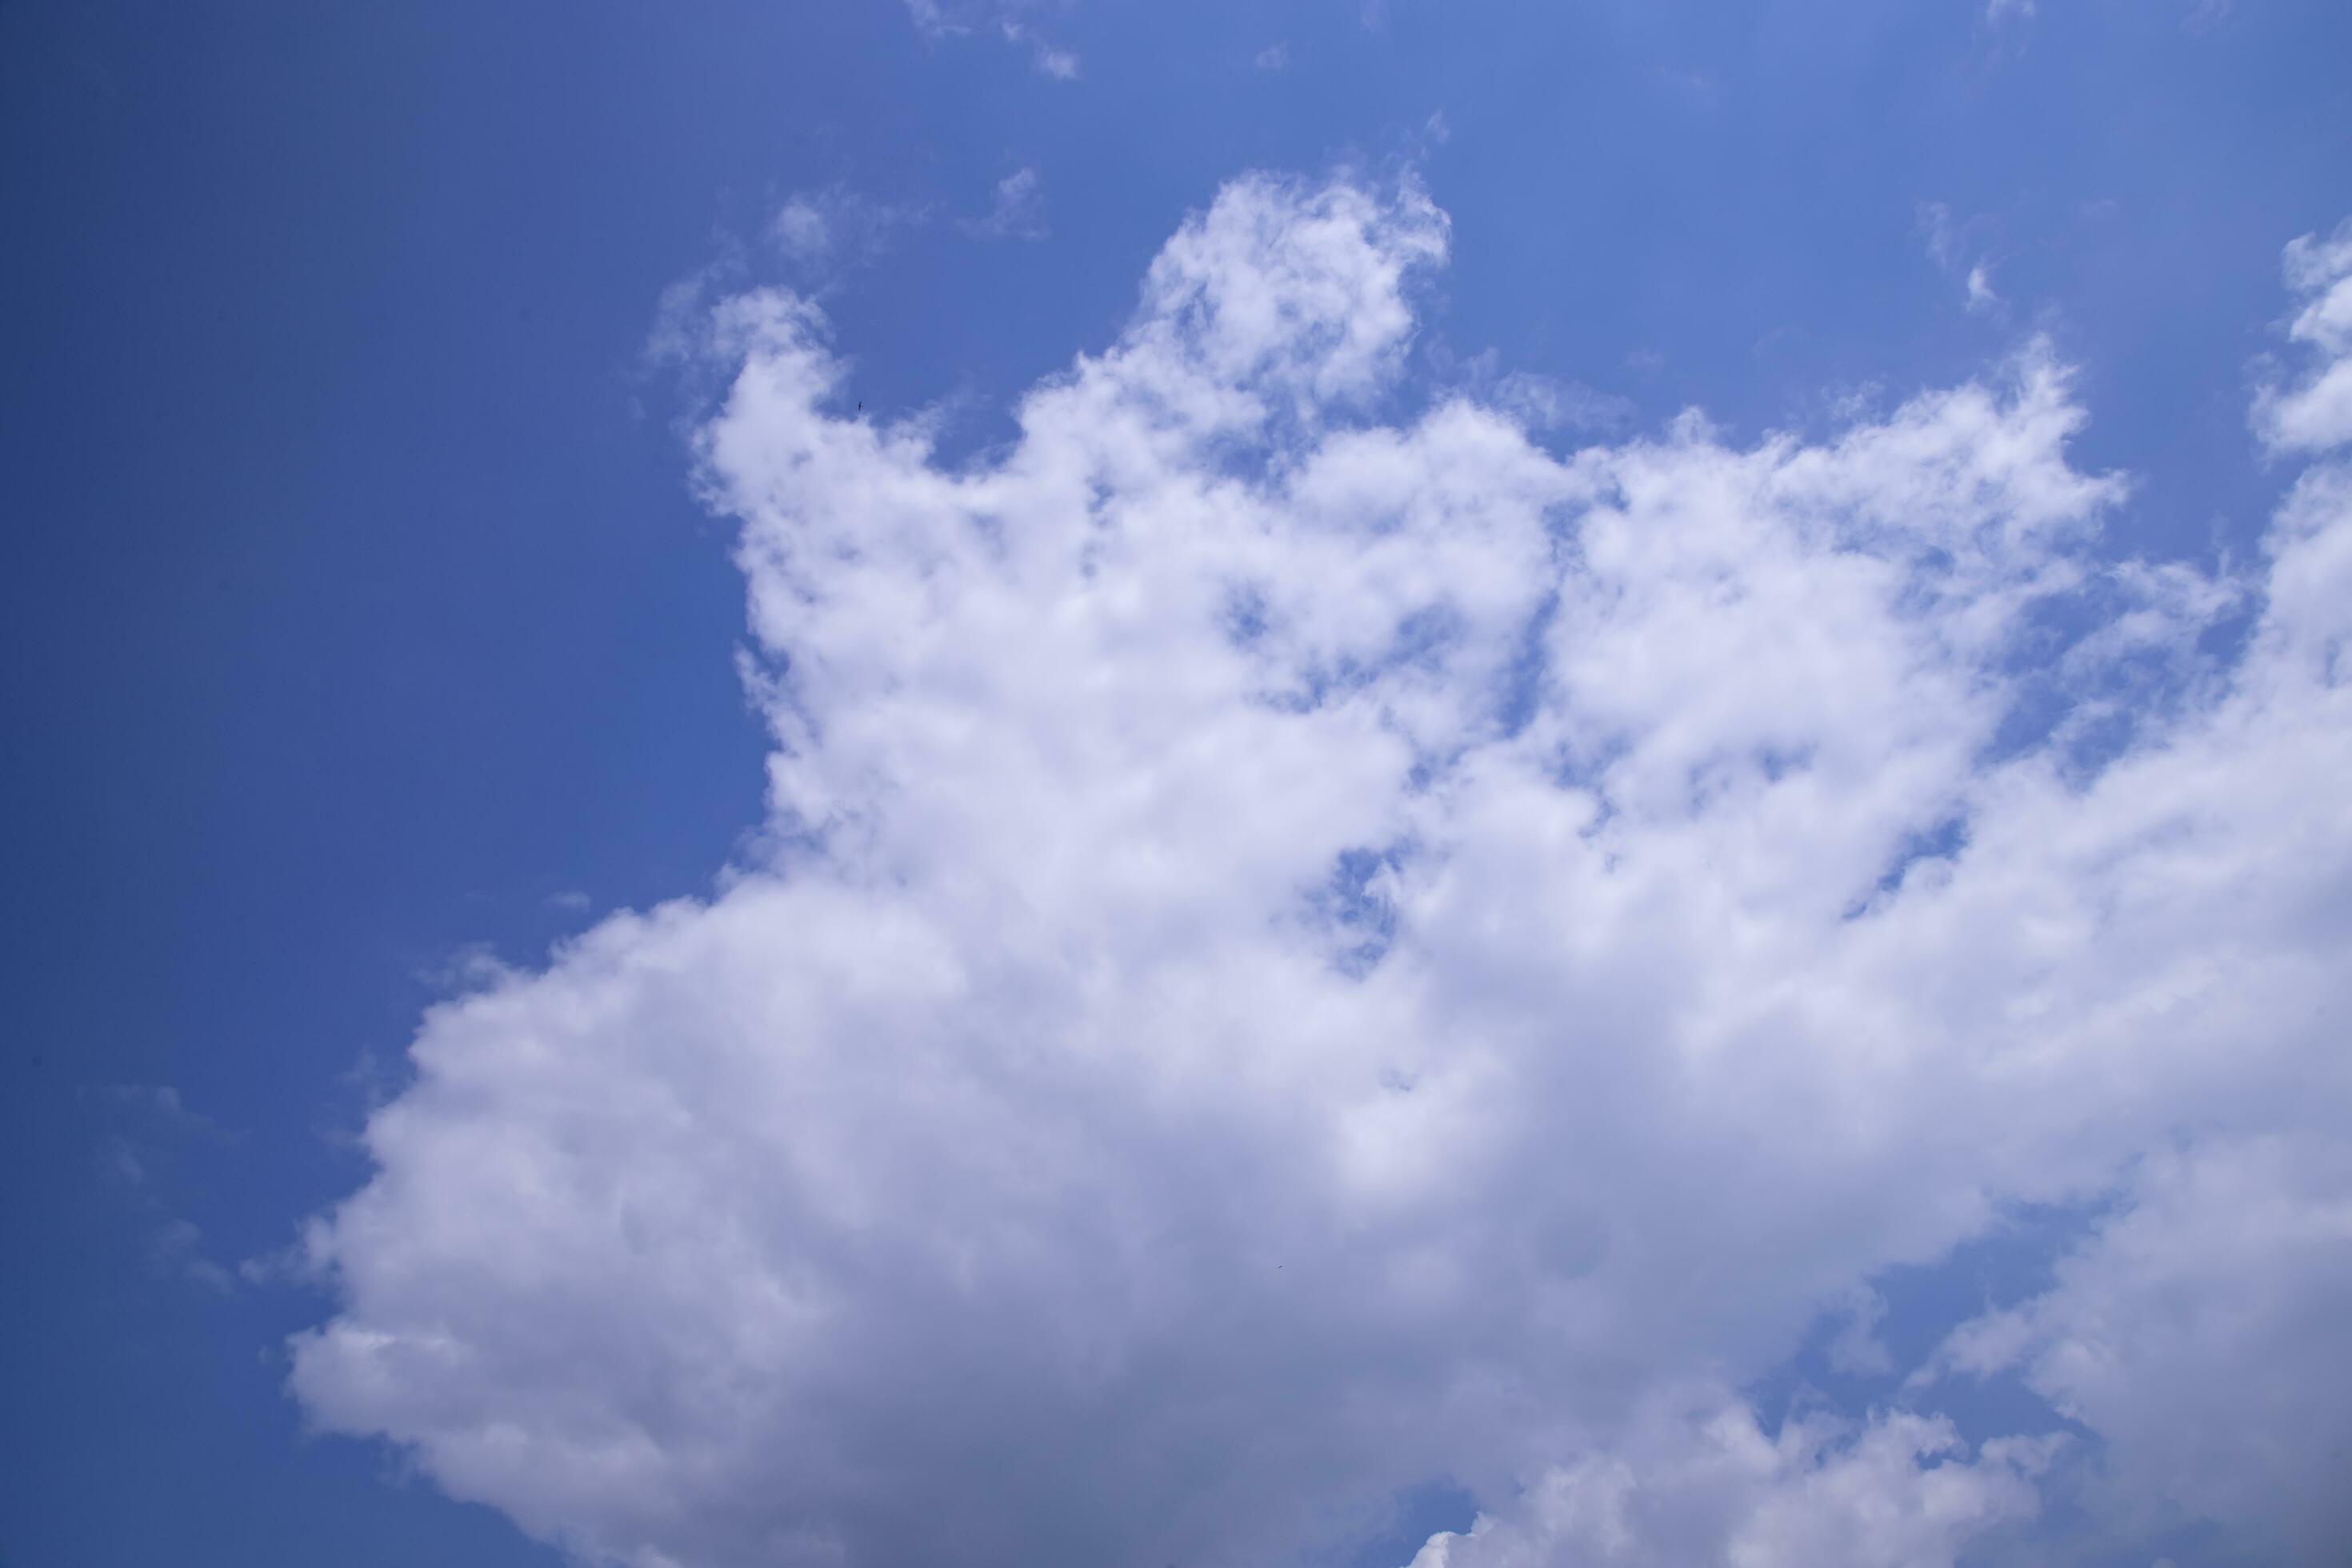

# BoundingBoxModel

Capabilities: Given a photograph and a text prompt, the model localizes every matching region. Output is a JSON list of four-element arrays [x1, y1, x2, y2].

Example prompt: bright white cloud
[[2258, 218, 2352, 454], [290, 174, 2352, 1568], [1409, 1396, 2061, 1568]]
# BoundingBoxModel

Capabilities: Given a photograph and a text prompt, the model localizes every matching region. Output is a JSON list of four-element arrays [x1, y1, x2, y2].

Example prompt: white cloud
[[1409, 1395, 2060, 1568], [290, 174, 2352, 1568], [1919, 1135, 2352, 1558], [1254, 42, 1290, 71], [963, 166, 1046, 241], [2258, 218, 2352, 454]]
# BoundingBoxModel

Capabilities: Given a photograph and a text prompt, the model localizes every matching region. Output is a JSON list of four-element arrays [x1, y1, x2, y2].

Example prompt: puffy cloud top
[[291, 177, 2352, 1568], [2261, 218, 2352, 454]]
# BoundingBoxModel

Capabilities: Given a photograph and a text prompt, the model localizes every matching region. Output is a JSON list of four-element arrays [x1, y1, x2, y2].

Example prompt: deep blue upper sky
[[3, 2, 2347, 1563]]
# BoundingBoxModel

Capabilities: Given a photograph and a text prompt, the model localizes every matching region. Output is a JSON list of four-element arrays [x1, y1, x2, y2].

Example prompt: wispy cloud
[[1993, 0, 2227, 32], [92, 1083, 238, 1295], [906, 1, 1079, 78], [964, 166, 1047, 240], [999, 19, 1080, 79], [902, 0, 960, 40], [770, 184, 930, 274], [1432, 344, 1632, 432], [149, 1218, 237, 1294], [1918, 200, 2003, 314]]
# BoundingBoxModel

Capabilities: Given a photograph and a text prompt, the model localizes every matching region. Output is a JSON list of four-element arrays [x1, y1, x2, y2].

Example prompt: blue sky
[[4, 2, 2351, 1566]]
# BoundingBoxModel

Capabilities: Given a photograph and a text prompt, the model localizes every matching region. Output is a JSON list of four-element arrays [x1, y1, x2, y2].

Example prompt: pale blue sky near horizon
[[3, 2, 2348, 1564]]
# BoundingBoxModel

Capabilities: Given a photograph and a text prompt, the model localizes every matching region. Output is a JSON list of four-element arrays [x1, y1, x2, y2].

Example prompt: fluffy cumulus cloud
[[289, 175, 2352, 1567], [2260, 218, 2352, 454], [1917, 1134, 2352, 1559], [1409, 1398, 2061, 1568]]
